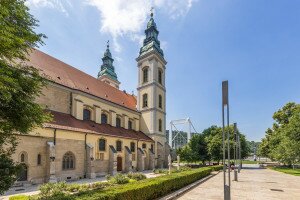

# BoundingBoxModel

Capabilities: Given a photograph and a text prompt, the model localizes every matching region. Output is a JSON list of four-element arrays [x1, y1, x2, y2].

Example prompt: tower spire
[[138, 7, 164, 58], [98, 41, 120, 89]]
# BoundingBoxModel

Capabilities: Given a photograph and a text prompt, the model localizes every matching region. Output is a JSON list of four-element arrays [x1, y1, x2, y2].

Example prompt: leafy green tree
[[189, 134, 208, 164], [0, 0, 50, 194], [259, 102, 300, 167]]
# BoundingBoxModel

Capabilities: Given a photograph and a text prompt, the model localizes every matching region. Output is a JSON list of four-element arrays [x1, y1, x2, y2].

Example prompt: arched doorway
[[17, 163, 28, 181], [117, 157, 122, 171]]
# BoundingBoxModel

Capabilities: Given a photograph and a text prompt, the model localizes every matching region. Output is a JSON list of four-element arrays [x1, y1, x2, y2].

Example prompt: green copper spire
[[98, 41, 119, 82], [138, 9, 164, 58]]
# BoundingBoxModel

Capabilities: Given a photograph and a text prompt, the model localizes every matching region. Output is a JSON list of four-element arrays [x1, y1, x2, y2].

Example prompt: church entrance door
[[117, 157, 122, 171], [17, 163, 28, 181]]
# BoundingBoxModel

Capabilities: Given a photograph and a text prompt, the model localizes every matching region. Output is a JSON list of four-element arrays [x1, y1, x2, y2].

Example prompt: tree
[[189, 134, 208, 164], [259, 102, 300, 166], [0, 0, 50, 194]]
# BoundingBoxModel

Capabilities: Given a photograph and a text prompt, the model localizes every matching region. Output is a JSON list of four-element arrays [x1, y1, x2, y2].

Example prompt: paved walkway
[[177, 164, 300, 200], [0, 170, 161, 200]]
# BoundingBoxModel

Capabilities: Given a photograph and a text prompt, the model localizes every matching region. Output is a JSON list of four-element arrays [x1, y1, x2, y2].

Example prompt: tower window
[[128, 120, 133, 130], [99, 139, 106, 151], [159, 95, 162, 109], [143, 94, 148, 108], [143, 68, 149, 83], [101, 113, 108, 124], [158, 69, 162, 84], [116, 140, 122, 152], [83, 109, 91, 120], [159, 119, 162, 132]]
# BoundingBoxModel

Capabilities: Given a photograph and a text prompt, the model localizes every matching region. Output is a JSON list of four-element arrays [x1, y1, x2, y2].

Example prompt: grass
[[271, 166, 300, 176], [241, 160, 259, 164]]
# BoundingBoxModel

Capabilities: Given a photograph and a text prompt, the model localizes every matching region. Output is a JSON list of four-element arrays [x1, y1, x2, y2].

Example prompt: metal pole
[[169, 122, 173, 148], [222, 81, 230, 200], [238, 133, 242, 172], [226, 90, 231, 189], [233, 123, 238, 181]]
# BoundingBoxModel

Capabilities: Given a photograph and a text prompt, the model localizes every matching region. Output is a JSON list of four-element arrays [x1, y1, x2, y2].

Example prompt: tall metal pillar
[[188, 118, 191, 143], [222, 80, 231, 200], [238, 133, 242, 173], [169, 122, 173, 148], [233, 123, 238, 181]]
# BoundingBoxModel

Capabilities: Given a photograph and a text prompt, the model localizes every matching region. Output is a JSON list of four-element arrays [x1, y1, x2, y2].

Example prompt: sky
[[25, 0, 300, 142]]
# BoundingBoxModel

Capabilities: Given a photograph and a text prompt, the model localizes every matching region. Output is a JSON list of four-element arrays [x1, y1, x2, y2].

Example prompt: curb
[[159, 171, 220, 200]]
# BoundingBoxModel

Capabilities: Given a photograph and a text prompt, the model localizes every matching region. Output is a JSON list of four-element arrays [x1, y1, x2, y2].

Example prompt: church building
[[12, 13, 169, 184]]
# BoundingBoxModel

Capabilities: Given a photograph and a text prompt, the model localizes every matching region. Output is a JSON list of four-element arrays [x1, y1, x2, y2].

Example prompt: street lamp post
[[222, 80, 230, 200], [233, 123, 238, 181], [238, 132, 242, 172]]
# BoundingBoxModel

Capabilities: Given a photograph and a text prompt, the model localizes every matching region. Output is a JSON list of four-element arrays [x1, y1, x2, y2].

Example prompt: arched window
[[99, 139, 106, 151], [143, 93, 148, 108], [128, 120, 132, 130], [83, 109, 91, 120], [116, 117, 121, 128], [142, 143, 146, 149], [62, 152, 75, 170], [116, 140, 122, 152], [130, 142, 135, 152], [151, 144, 154, 152], [143, 67, 149, 83], [159, 119, 162, 132], [21, 153, 25, 163], [158, 69, 163, 84], [101, 113, 108, 124], [37, 154, 41, 165], [159, 95, 162, 109]]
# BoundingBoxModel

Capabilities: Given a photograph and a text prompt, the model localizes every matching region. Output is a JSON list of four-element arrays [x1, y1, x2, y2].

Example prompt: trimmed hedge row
[[65, 166, 221, 200], [9, 166, 222, 200]]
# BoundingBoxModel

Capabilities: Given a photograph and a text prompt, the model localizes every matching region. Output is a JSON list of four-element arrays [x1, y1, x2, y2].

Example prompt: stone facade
[[11, 13, 170, 185]]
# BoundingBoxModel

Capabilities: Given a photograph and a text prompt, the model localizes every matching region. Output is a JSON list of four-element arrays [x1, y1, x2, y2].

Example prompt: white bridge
[[169, 118, 197, 149]]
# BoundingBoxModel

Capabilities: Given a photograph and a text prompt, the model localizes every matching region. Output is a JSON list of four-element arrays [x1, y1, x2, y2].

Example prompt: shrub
[[70, 166, 221, 200], [127, 172, 147, 181], [39, 181, 67, 198], [108, 173, 129, 184], [9, 195, 29, 200]]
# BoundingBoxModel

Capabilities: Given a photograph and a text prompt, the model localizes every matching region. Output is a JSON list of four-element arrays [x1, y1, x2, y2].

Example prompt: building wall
[[12, 126, 154, 183], [36, 84, 71, 114], [12, 135, 51, 184]]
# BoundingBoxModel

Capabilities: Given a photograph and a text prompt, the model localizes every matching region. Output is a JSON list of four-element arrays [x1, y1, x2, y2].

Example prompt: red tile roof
[[44, 110, 153, 142], [26, 49, 137, 111]]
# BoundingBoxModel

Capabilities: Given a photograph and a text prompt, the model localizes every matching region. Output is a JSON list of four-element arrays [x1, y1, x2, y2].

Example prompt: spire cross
[[107, 40, 109, 48], [150, 7, 154, 17]]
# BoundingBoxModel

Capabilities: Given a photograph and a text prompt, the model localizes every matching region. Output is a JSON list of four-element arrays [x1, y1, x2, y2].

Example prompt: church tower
[[98, 42, 120, 89], [137, 11, 168, 167]]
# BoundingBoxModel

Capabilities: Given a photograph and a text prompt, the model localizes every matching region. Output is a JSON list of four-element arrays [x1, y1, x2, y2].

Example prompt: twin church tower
[[97, 12, 168, 159]]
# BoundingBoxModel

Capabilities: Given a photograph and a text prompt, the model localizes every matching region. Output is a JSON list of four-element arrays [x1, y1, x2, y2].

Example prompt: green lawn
[[271, 166, 300, 176], [241, 160, 259, 164]]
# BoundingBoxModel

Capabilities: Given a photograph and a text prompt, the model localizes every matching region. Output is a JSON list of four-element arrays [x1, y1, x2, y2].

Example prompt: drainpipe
[[84, 133, 87, 178], [53, 129, 57, 145], [70, 92, 73, 115]]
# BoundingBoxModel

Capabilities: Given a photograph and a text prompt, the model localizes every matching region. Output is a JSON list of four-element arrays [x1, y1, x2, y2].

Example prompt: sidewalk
[[177, 164, 300, 200]]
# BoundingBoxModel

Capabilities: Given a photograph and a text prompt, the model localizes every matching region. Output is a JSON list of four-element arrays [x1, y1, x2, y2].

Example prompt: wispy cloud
[[86, 0, 197, 52], [26, 0, 197, 52], [25, 0, 71, 16]]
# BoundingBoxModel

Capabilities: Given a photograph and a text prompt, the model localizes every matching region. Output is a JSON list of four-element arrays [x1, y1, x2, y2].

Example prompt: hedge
[[63, 166, 221, 200], [9, 165, 222, 200]]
